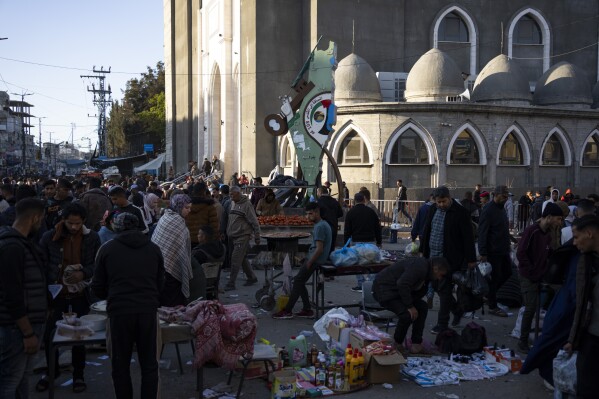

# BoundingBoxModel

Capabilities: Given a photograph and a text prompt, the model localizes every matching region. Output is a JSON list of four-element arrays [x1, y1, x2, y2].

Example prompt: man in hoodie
[[225, 186, 260, 291], [92, 213, 164, 399], [542, 188, 560, 214], [78, 177, 113, 232], [186, 182, 218, 248], [0, 198, 47, 398]]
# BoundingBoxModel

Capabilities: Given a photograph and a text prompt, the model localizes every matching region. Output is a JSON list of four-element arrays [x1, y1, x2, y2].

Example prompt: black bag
[[456, 285, 484, 313], [467, 267, 489, 296], [459, 322, 488, 355], [434, 328, 462, 354]]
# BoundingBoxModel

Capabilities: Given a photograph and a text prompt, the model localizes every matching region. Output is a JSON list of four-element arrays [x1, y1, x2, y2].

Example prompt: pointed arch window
[[439, 12, 469, 42], [582, 134, 599, 166], [390, 129, 428, 164], [509, 11, 549, 84], [542, 135, 565, 165], [338, 130, 370, 164], [499, 133, 524, 165], [514, 15, 542, 44], [450, 130, 480, 164]]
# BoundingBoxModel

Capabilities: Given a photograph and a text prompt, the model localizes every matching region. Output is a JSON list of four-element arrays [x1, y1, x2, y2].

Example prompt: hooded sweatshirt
[[542, 189, 560, 214], [92, 230, 164, 316], [227, 195, 261, 238], [186, 197, 219, 243]]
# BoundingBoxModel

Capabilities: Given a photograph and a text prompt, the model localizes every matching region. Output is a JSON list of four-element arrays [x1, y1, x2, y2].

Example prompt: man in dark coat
[[373, 257, 448, 353], [0, 198, 47, 398], [317, 186, 343, 254], [92, 212, 164, 399], [478, 185, 512, 317], [419, 186, 477, 333]]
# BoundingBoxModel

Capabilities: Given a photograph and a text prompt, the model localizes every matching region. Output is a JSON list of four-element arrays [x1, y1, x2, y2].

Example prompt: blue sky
[[0, 0, 164, 152]]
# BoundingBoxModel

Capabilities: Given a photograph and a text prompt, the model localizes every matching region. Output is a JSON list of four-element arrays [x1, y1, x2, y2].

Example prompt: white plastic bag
[[405, 241, 420, 255], [312, 307, 351, 342], [352, 243, 382, 264], [553, 350, 577, 395]]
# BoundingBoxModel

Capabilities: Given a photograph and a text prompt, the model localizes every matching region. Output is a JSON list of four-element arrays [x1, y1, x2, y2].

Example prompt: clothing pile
[[158, 299, 257, 369]]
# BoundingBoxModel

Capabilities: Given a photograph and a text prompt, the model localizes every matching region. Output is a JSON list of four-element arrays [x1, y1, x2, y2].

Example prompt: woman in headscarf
[[143, 193, 161, 227], [151, 193, 193, 306]]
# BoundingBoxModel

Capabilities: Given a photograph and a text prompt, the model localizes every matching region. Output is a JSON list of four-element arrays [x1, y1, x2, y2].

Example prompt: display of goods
[[258, 215, 313, 226]]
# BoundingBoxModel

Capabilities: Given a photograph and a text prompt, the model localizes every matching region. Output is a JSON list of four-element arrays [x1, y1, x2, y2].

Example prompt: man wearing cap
[[92, 212, 164, 399], [516, 202, 564, 353], [478, 185, 512, 317], [480, 191, 490, 208]]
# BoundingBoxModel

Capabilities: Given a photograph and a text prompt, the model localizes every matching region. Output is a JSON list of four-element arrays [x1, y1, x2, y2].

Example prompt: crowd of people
[[1, 171, 599, 397]]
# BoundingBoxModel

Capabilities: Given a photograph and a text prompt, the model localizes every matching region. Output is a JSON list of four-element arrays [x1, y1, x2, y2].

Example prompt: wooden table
[[311, 261, 393, 318]]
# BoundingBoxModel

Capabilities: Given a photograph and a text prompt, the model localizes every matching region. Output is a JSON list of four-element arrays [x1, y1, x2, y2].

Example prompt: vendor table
[[48, 328, 107, 399], [311, 261, 393, 318]]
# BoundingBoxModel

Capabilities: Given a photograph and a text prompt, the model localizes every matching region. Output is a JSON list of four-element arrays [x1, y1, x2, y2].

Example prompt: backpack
[[434, 328, 462, 354], [459, 322, 488, 355]]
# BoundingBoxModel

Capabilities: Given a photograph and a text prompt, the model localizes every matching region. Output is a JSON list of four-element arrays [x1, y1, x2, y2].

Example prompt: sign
[[143, 144, 154, 153], [303, 91, 336, 146]]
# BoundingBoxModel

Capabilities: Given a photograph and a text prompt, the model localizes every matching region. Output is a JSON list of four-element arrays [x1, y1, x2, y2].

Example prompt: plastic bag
[[553, 350, 577, 395], [330, 239, 359, 267], [352, 243, 382, 264], [405, 241, 420, 255], [467, 267, 489, 296], [478, 261, 492, 277], [313, 307, 352, 342]]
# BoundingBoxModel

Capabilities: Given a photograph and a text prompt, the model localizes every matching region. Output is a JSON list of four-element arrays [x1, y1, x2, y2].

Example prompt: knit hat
[[480, 191, 490, 198], [542, 202, 563, 218], [112, 212, 139, 232]]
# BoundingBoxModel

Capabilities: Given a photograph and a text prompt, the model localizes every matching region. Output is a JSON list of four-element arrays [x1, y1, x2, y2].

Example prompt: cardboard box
[[271, 370, 297, 399], [326, 323, 351, 350], [363, 351, 406, 384], [349, 330, 379, 350]]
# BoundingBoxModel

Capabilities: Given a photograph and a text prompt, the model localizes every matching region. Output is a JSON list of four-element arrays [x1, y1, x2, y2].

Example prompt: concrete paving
[[29, 232, 554, 399]]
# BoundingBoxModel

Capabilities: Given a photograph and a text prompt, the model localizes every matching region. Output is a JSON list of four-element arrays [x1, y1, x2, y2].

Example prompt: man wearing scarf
[[37, 202, 101, 393], [151, 194, 193, 306]]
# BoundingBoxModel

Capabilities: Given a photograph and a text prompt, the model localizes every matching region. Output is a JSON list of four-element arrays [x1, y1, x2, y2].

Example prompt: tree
[[106, 62, 165, 156]]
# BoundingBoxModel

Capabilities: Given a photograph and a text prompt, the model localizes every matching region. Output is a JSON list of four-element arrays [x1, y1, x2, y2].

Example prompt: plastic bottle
[[288, 335, 308, 367], [335, 366, 344, 390], [349, 353, 360, 385], [357, 351, 365, 382], [316, 362, 326, 386], [310, 344, 318, 366], [344, 348, 353, 377], [326, 365, 335, 388], [329, 348, 337, 366]]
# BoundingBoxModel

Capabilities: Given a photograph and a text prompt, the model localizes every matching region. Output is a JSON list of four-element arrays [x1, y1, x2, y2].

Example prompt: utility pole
[[81, 66, 111, 157], [38, 117, 46, 163], [10, 92, 33, 173]]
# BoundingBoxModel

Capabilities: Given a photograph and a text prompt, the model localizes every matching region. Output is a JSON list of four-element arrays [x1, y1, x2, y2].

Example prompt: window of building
[[390, 129, 429, 164], [438, 12, 469, 42], [499, 133, 524, 165], [583, 134, 599, 166], [450, 130, 480, 164], [338, 130, 370, 164], [514, 15, 542, 45], [541, 135, 565, 165]]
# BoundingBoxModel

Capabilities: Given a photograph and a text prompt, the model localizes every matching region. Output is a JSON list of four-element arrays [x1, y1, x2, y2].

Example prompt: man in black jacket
[[419, 186, 477, 333], [373, 257, 448, 353], [92, 212, 164, 399], [478, 185, 512, 317], [317, 186, 343, 254], [0, 198, 47, 398]]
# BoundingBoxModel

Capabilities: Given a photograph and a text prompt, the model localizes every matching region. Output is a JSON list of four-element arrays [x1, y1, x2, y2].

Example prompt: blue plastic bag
[[330, 239, 359, 267], [352, 243, 382, 264]]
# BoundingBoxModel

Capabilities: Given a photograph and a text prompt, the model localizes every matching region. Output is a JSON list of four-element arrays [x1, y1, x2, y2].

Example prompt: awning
[[63, 159, 87, 167], [134, 153, 165, 173]]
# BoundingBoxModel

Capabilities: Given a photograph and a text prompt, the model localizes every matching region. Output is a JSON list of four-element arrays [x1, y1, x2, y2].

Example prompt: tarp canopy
[[90, 153, 148, 176], [134, 153, 165, 173], [62, 159, 86, 167]]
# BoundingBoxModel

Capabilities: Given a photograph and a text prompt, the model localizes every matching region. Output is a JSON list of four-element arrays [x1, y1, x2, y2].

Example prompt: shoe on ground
[[517, 340, 530, 353], [223, 284, 236, 291], [451, 311, 463, 327], [409, 343, 423, 354], [294, 309, 315, 318], [72, 378, 86, 393], [243, 278, 258, 286], [430, 325, 448, 334], [488, 307, 509, 317], [272, 310, 294, 319], [351, 286, 363, 293]]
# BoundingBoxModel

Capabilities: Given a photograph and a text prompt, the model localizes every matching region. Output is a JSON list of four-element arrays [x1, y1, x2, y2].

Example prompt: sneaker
[[272, 310, 294, 319], [294, 309, 315, 318], [351, 286, 363, 293], [451, 311, 463, 327], [430, 325, 447, 335], [243, 278, 258, 286], [517, 340, 530, 354]]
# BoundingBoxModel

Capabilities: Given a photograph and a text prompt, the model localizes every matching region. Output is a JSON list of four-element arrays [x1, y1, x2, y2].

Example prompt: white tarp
[[134, 153, 165, 172]]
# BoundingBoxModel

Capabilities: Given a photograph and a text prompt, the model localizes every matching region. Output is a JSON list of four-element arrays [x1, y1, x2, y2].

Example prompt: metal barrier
[[353, 199, 424, 228]]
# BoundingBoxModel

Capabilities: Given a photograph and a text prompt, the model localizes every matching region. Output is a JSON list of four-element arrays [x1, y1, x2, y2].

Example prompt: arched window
[[390, 129, 428, 164], [439, 12, 469, 42], [337, 130, 370, 164], [499, 133, 524, 165], [450, 130, 480, 164], [509, 10, 549, 84], [542, 135, 565, 165], [434, 8, 475, 75], [582, 133, 599, 166]]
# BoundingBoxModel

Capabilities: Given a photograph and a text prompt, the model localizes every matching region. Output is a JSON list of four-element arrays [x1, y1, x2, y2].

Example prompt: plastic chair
[[360, 280, 396, 332]]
